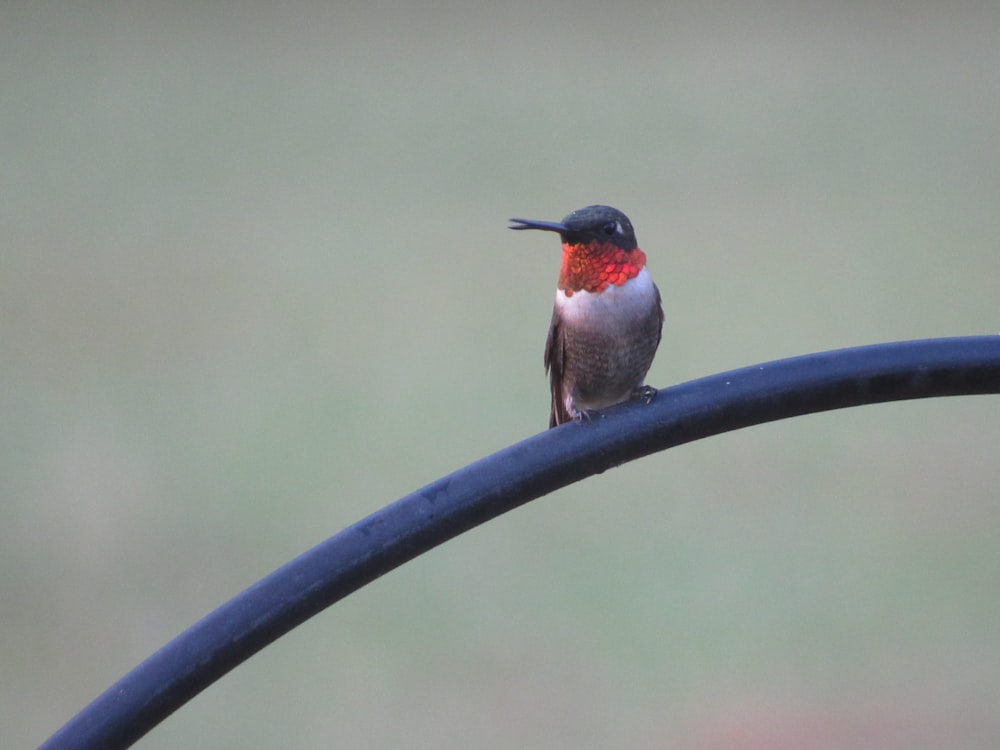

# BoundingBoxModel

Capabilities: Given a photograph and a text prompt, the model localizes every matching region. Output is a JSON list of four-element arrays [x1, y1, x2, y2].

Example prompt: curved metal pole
[[40, 336, 1000, 750]]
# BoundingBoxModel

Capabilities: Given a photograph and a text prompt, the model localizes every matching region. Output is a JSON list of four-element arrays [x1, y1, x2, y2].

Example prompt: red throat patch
[[558, 240, 647, 296]]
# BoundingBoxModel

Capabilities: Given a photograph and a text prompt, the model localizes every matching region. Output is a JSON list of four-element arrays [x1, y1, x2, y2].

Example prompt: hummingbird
[[510, 205, 664, 428]]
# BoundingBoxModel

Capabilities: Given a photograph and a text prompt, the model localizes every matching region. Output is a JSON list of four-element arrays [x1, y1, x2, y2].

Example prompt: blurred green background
[[3, 2, 999, 747]]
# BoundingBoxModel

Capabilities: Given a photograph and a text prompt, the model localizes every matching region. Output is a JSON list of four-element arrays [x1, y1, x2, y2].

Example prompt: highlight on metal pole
[[39, 336, 1000, 750]]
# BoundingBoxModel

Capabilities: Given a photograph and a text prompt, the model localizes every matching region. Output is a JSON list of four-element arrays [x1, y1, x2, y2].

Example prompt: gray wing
[[544, 307, 571, 428]]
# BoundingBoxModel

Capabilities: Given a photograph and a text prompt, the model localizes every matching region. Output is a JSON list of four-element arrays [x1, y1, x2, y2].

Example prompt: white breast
[[554, 266, 658, 328]]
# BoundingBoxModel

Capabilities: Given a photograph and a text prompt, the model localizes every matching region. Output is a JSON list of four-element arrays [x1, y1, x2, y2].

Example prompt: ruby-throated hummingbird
[[510, 205, 664, 428]]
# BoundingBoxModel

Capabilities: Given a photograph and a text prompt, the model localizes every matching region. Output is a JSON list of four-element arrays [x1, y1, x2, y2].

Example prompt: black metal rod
[[39, 336, 1000, 750]]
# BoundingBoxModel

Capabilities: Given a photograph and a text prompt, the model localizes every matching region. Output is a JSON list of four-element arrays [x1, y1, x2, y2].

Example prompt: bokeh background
[[4, 2, 999, 747]]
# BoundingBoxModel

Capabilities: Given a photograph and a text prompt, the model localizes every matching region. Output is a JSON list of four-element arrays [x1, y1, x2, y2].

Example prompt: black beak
[[508, 218, 569, 233]]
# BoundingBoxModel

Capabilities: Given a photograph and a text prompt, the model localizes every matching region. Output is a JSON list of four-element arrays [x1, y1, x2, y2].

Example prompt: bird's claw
[[632, 385, 658, 405]]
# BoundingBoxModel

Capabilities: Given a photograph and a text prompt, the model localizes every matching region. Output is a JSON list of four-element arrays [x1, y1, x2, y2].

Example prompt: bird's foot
[[631, 385, 658, 405]]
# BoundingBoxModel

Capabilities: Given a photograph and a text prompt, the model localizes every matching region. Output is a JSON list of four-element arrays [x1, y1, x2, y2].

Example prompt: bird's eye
[[602, 221, 618, 236]]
